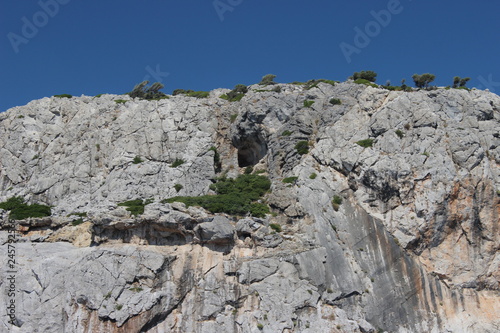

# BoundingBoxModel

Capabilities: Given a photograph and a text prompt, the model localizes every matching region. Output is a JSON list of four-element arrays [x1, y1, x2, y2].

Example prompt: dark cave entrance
[[236, 135, 268, 167]]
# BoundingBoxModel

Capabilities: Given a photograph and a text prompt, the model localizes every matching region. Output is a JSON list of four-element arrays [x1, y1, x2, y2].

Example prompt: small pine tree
[[412, 73, 436, 89], [259, 74, 276, 85], [459, 77, 470, 87], [129, 81, 167, 100]]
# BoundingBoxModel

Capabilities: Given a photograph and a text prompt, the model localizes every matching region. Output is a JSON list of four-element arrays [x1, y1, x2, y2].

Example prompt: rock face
[[0, 83, 499, 333]]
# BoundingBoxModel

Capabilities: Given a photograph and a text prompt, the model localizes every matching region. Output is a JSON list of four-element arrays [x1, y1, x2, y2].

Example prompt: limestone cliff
[[0, 82, 499, 333]]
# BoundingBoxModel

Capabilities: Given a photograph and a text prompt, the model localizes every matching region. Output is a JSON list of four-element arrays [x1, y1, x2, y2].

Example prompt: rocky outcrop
[[0, 82, 499, 332]]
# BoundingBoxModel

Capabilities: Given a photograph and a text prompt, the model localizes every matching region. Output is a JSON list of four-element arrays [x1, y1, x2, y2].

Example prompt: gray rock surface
[[0, 82, 499, 332]]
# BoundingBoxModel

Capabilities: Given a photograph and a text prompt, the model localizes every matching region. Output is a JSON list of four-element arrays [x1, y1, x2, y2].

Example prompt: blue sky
[[1, 0, 499, 112]]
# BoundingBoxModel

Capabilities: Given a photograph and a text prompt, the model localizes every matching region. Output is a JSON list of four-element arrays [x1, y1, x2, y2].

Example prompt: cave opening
[[236, 135, 268, 167]]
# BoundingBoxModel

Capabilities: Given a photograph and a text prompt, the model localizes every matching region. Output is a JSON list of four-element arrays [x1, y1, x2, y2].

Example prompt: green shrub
[[244, 166, 254, 174], [186, 91, 209, 98], [223, 84, 248, 102], [332, 195, 342, 211], [129, 287, 143, 292], [309, 173, 317, 179], [329, 98, 342, 105], [172, 89, 208, 98], [53, 94, 72, 98], [355, 139, 374, 148], [117, 198, 153, 216], [354, 79, 378, 88], [174, 184, 183, 192], [230, 114, 238, 123], [282, 176, 298, 184], [171, 158, 185, 168], [115, 99, 127, 104], [281, 130, 293, 136], [269, 223, 282, 232], [272, 85, 282, 93], [259, 74, 276, 85], [163, 174, 271, 217], [116, 304, 123, 310], [257, 323, 264, 330], [303, 100, 315, 108], [132, 155, 143, 164], [172, 89, 191, 95], [95, 94, 104, 98], [352, 71, 377, 82], [295, 141, 310, 155], [395, 130, 404, 139], [71, 218, 84, 226], [249, 203, 270, 217], [383, 86, 402, 91], [0, 197, 51, 220]]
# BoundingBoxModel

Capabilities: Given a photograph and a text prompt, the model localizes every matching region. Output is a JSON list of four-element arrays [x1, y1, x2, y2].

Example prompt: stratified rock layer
[[0, 82, 499, 333]]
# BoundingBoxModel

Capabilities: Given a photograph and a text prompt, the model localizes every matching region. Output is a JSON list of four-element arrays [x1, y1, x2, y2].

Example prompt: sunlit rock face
[[0, 83, 499, 332]]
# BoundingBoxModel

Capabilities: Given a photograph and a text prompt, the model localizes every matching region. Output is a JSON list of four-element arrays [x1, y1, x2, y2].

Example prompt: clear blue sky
[[1, 0, 499, 112]]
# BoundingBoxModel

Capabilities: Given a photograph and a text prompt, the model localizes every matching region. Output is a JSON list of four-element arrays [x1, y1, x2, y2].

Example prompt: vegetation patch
[[355, 139, 374, 148], [117, 198, 153, 216], [282, 176, 298, 184], [163, 174, 271, 218], [173, 89, 209, 98], [170, 158, 185, 168], [332, 195, 343, 211], [354, 79, 378, 88], [71, 218, 84, 226], [187, 91, 209, 98], [295, 141, 310, 155], [0, 197, 51, 220], [395, 130, 404, 139], [174, 184, 183, 192], [53, 94, 72, 98], [329, 98, 342, 105], [303, 100, 315, 108], [114, 99, 127, 104], [352, 71, 377, 82], [221, 84, 247, 102], [269, 223, 282, 232], [309, 173, 317, 179], [281, 130, 293, 136], [132, 155, 143, 164]]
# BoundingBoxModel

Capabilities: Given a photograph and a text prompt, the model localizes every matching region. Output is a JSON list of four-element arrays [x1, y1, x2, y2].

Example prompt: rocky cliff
[[0, 81, 499, 333]]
